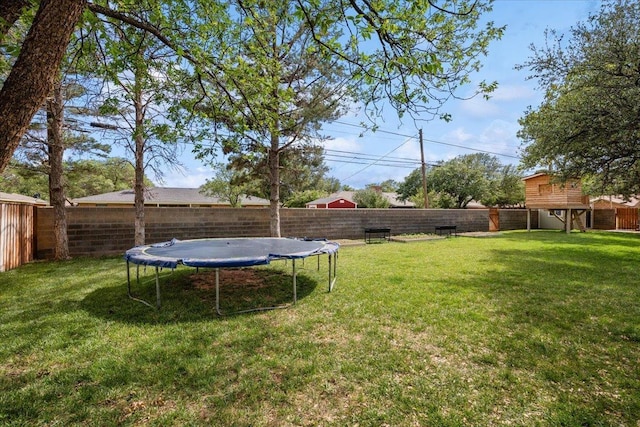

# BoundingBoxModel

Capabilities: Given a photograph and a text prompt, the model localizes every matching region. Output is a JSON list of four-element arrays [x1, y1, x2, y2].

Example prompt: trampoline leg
[[215, 268, 221, 316], [126, 260, 132, 297], [328, 252, 337, 292], [155, 266, 161, 309], [126, 262, 161, 310], [293, 259, 297, 304]]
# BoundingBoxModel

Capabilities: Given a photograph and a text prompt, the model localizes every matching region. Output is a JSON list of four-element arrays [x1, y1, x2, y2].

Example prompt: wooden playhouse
[[522, 173, 591, 233]]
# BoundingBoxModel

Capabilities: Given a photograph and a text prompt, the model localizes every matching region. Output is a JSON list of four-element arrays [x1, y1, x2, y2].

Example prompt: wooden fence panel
[[615, 208, 638, 230], [489, 208, 500, 231], [0, 203, 35, 272]]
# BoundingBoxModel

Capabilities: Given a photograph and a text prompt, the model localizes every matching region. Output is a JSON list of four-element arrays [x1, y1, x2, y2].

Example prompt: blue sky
[[159, 0, 600, 189]]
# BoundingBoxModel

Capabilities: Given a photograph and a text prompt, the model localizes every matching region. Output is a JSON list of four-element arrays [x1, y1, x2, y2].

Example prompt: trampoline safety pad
[[124, 237, 339, 314]]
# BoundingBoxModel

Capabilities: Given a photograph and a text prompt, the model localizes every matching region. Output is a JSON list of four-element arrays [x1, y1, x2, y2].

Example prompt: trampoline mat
[[125, 237, 339, 269]]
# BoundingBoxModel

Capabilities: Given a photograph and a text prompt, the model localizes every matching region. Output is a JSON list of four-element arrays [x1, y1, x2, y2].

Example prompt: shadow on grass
[[80, 265, 320, 324]]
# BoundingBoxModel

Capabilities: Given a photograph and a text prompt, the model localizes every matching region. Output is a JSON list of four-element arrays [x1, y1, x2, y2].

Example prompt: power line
[[332, 120, 417, 139], [329, 120, 521, 160], [422, 137, 521, 160], [325, 153, 418, 165], [339, 135, 416, 182], [323, 148, 440, 171], [324, 149, 423, 164], [324, 158, 419, 169]]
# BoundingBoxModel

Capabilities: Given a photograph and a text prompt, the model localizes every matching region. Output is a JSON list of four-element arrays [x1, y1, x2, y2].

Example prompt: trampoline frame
[[124, 238, 338, 315]]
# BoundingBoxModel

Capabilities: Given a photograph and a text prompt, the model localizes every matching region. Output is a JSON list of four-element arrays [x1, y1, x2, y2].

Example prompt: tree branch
[[0, 0, 30, 38]]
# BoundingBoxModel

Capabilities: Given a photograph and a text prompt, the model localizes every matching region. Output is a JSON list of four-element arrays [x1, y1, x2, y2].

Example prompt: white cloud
[[444, 127, 474, 144], [155, 166, 215, 188], [459, 84, 537, 119], [460, 96, 502, 118], [491, 84, 536, 102], [320, 135, 365, 152]]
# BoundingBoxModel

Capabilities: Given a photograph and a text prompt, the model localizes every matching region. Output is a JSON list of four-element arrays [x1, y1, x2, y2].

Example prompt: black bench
[[364, 227, 391, 243], [435, 225, 457, 236]]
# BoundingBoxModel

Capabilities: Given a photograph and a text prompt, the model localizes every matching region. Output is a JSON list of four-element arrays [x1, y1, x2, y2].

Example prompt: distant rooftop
[[0, 191, 48, 205], [71, 187, 269, 207]]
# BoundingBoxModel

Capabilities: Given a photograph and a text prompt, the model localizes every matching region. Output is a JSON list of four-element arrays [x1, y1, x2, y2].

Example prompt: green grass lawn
[[1, 230, 639, 426]]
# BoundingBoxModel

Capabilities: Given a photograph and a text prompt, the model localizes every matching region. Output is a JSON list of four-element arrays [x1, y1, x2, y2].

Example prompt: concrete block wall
[[281, 208, 489, 239], [36, 207, 535, 258], [499, 209, 538, 230]]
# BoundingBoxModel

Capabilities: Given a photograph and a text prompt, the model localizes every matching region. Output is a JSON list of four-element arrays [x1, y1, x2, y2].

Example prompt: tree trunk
[[47, 77, 70, 260], [0, 0, 87, 173], [133, 89, 146, 246], [268, 134, 281, 237]]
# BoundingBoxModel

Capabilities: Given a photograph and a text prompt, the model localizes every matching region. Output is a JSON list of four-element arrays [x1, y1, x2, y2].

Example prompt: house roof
[[71, 187, 270, 207], [0, 191, 48, 205], [591, 195, 640, 208], [306, 191, 357, 206], [306, 191, 415, 208]]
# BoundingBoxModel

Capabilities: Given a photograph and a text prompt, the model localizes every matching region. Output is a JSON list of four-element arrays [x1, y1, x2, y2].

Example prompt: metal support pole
[[126, 260, 131, 296], [215, 268, 221, 316], [328, 252, 338, 292], [292, 259, 297, 304], [155, 266, 161, 309], [126, 262, 158, 309], [419, 128, 429, 209]]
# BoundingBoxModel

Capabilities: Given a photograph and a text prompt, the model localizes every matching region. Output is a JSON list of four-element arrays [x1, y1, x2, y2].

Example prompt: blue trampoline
[[124, 237, 339, 314]]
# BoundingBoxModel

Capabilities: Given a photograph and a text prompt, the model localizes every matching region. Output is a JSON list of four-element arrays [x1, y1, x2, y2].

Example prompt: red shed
[[306, 192, 358, 209]]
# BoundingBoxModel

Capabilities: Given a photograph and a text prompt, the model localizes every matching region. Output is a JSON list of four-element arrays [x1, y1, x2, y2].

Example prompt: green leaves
[[518, 0, 640, 195], [398, 154, 523, 208], [199, 162, 251, 207], [353, 188, 391, 208]]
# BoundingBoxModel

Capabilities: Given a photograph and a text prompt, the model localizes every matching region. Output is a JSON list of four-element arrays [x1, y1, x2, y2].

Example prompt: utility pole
[[419, 128, 429, 208]]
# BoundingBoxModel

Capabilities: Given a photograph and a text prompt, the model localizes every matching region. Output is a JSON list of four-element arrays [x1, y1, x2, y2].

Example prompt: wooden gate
[[489, 208, 500, 232], [615, 208, 638, 230], [0, 203, 35, 272]]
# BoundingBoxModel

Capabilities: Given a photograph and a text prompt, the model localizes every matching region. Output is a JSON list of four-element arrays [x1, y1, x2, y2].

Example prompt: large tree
[[430, 154, 499, 208], [226, 145, 334, 204], [186, 1, 350, 236], [1, 0, 503, 238], [64, 157, 148, 198], [9, 70, 111, 260], [517, 0, 640, 195], [199, 163, 252, 208], [411, 153, 511, 208], [353, 188, 391, 208], [480, 164, 524, 207], [0, 160, 48, 197], [0, 0, 87, 172], [89, 3, 193, 245], [0, 157, 147, 199], [181, 0, 503, 236]]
